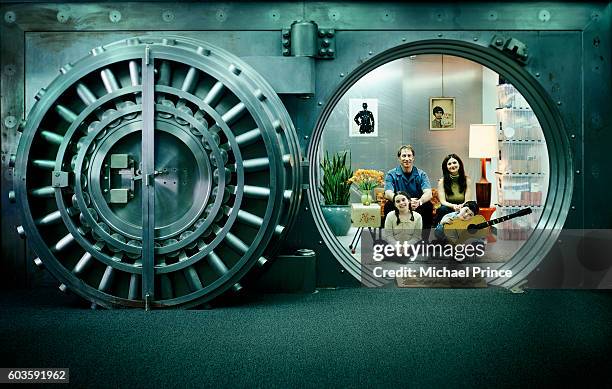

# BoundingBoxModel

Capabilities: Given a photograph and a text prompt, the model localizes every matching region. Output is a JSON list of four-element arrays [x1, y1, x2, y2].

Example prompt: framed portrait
[[429, 97, 455, 130], [349, 98, 378, 137]]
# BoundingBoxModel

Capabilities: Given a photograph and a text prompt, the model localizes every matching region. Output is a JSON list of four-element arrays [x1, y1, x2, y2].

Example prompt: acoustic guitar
[[443, 208, 533, 244]]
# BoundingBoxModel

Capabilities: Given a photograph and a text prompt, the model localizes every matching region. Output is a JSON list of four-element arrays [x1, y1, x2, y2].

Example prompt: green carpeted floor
[[1, 287, 611, 388]]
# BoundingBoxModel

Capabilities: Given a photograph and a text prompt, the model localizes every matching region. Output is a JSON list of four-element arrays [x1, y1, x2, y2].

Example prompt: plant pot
[[321, 205, 352, 236]]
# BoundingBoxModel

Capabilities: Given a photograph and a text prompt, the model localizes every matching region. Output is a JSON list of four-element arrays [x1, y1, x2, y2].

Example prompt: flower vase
[[360, 190, 373, 206]]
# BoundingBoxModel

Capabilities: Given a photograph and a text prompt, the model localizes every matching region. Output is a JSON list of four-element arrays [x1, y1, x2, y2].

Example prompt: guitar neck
[[473, 208, 533, 229]]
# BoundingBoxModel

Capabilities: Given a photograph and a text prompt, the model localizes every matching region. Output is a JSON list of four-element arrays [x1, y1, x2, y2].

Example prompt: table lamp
[[469, 124, 498, 208]]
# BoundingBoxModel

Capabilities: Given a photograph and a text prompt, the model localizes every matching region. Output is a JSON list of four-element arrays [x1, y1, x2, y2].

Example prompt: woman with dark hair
[[382, 191, 422, 245], [436, 154, 474, 224]]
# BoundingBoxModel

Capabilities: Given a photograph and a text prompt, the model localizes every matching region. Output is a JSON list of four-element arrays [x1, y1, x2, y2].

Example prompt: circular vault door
[[13, 36, 301, 308]]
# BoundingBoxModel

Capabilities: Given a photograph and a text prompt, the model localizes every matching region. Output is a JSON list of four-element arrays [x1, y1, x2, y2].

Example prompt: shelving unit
[[494, 81, 549, 240]]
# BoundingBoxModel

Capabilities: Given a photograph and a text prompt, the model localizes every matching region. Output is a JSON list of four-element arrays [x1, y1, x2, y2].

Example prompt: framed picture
[[429, 97, 455, 130], [349, 98, 378, 137]]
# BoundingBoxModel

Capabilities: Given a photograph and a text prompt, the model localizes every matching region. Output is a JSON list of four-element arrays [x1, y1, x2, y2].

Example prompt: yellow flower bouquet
[[348, 169, 384, 205]]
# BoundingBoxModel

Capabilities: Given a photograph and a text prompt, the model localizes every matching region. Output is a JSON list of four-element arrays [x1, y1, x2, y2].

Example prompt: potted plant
[[319, 151, 353, 236]]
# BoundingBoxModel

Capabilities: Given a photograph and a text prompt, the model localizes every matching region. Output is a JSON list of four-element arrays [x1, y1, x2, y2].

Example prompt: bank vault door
[[14, 36, 301, 308]]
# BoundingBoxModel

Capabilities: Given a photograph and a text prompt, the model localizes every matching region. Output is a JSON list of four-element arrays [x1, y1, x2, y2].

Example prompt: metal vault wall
[[1, 1, 610, 289]]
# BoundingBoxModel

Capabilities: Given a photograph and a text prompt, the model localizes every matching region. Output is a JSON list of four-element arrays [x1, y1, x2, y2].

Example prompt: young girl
[[383, 191, 423, 245]]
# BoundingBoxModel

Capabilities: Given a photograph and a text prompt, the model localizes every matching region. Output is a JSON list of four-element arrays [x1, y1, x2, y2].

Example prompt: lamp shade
[[469, 124, 498, 159]]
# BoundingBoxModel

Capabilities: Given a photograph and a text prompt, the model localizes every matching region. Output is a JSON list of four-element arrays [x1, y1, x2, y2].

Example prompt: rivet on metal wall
[[216, 10, 227, 22], [538, 10, 551, 22], [557, 101, 562, 105], [571, 134, 576, 139], [162, 10, 175, 23], [340, 73, 345, 77], [318, 101, 323, 106], [3, 64, 16, 76], [56, 11, 69, 23], [4, 11, 16, 24], [368, 51, 373, 55], [269, 10, 280, 21], [109, 10, 122, 23], [535, 72, 540, 77], [495, 39, 503, 46], [4, 115, 17, 129], [8, 190, 16, 203], [571, 205, 576, 210], [575, 170, 581, 175], [303, 135, 309, 140], [328, 10, 340, 21]]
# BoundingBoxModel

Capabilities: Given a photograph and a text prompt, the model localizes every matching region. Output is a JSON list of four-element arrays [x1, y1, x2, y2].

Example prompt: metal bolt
[[340, 73, 345, 77], [571, 205, 576, 210], [4, 64, 16, 76], [575, 170, 581, 175], [535, 72, 540, 77], [319, 241, 323, 245], [162, 10, 175, 22], [4, 115, 17, 129], [571, 134, 576, 139], [340, 269, 345, 273], [318, 101, 323, 106], [368, 51, 373, 55], [4, 11, 16, 24], [437, 33, 443, 38], [557, 101, 562, 105], [304, 135, 309, 140], [322, 38, 330, 47], [495, 39, 504, 46], [473, 37, 479, 41], [109, 10, 122, 23], [305, 207, 309, 211]]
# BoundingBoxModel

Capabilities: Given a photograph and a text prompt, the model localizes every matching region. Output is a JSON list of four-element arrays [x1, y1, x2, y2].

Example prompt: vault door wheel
[[14, 36, 301, 308]]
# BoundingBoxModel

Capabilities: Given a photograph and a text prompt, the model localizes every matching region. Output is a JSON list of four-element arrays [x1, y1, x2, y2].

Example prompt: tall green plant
[[319, 151, 353, 205]]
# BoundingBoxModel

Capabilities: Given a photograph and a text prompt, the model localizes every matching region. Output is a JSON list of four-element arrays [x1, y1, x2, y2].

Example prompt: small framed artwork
[[429, 97, 455, 130], [349, 98, 378, 137]]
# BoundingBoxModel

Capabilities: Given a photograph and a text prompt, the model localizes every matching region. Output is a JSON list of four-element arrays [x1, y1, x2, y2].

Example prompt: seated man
[[384, 145, 433, 241]]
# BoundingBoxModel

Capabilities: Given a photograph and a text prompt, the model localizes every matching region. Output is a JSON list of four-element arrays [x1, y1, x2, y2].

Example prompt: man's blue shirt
[[384, 166, 431, 198]]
